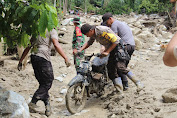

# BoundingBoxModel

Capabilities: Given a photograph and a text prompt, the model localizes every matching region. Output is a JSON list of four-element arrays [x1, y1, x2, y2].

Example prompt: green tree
[[97, 0, 172, 15], [0, 0, 58, 48], [138, 0, 172, 14], [98, 0, 133, 14]]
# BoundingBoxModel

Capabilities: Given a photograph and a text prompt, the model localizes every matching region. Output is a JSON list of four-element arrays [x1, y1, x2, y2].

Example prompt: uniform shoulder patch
[[76, 26, 82, 36], [101, 32, 117, 43]]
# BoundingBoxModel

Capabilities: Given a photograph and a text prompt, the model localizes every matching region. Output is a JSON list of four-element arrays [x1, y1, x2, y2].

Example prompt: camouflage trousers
[[73, 53, 84, 72]]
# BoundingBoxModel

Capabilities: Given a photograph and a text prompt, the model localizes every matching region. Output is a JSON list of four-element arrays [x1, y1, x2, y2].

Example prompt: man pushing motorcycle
[[73, 23, 144, 94]]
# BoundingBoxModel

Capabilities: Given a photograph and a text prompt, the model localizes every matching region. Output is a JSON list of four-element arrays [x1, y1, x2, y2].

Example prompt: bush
[[97, 0, 172, 15], [137, 0, 172, 14], [97, 0, 132, 14], [138, 0, 159, 14]]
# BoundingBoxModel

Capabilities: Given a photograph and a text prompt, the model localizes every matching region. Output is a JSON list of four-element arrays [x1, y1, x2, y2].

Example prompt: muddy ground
[[1, 15, 177, 118]]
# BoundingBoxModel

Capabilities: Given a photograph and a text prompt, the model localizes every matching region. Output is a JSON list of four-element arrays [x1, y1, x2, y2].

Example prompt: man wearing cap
[[102, 12, 135, 91], [74, 23, 143, 94], [72, 17, 85, 73]]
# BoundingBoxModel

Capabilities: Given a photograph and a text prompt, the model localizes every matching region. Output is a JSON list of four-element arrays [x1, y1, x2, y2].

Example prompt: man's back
[[111, 20, 135, 46], [32, 29, 58, 61], [88, 26, 120, 49]]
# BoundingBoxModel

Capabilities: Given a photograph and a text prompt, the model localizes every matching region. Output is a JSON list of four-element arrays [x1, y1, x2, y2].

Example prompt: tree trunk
[[54, 0, 56, 7], [63, 0, 65, 14], [85, 0, 87, 14], [63, 0, 67, 15], [64, 0, 67, 15], [60, 0, 61, 8], [101, 0, 104, 7]]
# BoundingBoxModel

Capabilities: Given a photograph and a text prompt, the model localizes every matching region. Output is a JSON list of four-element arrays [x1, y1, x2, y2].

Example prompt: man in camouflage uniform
[[72, 17, 85, 73]]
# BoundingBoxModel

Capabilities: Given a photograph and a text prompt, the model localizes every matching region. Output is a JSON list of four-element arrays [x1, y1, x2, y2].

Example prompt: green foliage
[[90, 0, 102, 7], [98, 0, 133, 14], [96, 0, 173, 15], [137, 0, 173, 14], [87, 4, 96, 13], [0, 0, 174, 49], [38, 10, 48, 37], [74, 0, 83, 7], [138, 0, 159, 14], [48, 11, 58, 31], [80, 2, 96, 13], [0, 0, 58, 48], [155, 0, 173, 13], [19, 32, 30, 47]]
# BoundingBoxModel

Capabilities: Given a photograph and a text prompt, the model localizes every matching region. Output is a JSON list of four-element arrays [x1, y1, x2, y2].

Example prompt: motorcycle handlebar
[[94, 53, 101, 57], [84, 53, 100, 61]]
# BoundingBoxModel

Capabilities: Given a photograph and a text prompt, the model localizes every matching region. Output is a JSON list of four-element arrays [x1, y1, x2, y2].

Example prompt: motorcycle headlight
[[78, 62, 90, 73]]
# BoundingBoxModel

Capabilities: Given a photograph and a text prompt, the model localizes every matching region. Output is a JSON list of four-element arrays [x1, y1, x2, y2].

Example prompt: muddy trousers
[[107, 48, 138, 87], [107, 54, 129, 91], [31, 55, 54, 105], [118, 44, 135, 88], [124, 44, 135, 66], [107, 57, 138, 90], [107, 56, 129, 81]]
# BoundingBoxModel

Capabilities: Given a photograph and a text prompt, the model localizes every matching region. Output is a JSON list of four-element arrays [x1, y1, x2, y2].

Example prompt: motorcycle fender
[[68, 74, 84, 87]]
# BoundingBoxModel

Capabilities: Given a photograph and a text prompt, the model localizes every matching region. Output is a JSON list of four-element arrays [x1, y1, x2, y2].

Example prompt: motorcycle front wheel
[[65, 83, 87, 114]]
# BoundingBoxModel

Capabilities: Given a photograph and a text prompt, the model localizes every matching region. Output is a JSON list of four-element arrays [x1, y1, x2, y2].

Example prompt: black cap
[[81, 24, 95, 34], [102, 12, 112, 25]]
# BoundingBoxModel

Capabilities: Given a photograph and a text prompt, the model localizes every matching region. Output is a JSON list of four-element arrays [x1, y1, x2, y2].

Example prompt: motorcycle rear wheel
[[65, 83, 87, 114]]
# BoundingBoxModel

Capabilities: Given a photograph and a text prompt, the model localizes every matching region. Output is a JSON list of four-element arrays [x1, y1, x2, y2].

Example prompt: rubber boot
[[121, 74, 129, 91], [113, 77, 124, 100], [127, 71, 144, 92], [44, 100, 52, 117], [122, 80, 129, 91], [28, 102, 38, 113], [113, 77, 123, 92]]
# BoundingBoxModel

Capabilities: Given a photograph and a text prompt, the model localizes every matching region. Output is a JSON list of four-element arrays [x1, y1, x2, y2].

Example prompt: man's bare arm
[[79, 42, 90, 52], [163, 32, 177, 67], [52, 38, 70, 67]]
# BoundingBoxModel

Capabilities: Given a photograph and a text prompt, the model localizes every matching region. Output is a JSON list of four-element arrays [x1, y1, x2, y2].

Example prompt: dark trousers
[[107, 45, 135, 86], [31, 55, 54, 104], [119, 44, 135, 86], [125, 44, 135, 66], [107, 48, 129, 81]]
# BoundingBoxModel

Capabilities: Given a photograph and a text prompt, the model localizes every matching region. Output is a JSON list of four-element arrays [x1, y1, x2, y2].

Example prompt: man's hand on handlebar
[[100, 52, 109, 58]]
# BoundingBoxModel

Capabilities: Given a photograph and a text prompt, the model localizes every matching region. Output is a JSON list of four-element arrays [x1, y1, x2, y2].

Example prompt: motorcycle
[[65, 53, 111, 114]]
